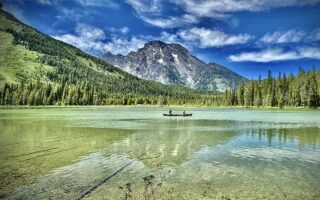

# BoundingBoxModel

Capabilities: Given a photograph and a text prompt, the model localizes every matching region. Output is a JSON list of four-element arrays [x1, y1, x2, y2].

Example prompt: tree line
[[224, 67, 320, 108], [1, 67, 319, 107], [0, 81, 210, 106]]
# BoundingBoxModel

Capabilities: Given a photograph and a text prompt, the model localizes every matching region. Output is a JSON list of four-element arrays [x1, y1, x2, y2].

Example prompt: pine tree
[[244, 80, 254, 107], [237, 82, 244, 106], [308, 72, 318, 107]]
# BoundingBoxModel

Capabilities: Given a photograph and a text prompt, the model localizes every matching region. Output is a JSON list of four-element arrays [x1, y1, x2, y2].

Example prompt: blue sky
[[2, 0, 320, 79]]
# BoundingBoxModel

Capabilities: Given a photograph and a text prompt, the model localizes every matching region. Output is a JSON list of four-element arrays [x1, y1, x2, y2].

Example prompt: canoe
[[163, 114, 192, 117]]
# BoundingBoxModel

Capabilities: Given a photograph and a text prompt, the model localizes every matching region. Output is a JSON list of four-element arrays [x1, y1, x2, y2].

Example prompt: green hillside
[[0, 9, 217, 106]]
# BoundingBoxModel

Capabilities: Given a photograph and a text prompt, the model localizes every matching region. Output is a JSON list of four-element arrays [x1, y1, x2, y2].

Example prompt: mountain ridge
[[102, 40, 246, 92]]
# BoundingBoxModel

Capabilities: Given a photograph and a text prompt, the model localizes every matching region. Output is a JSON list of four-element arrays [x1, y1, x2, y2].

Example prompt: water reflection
[[106, 120, 238, 166], [241, 125, 320, 150]]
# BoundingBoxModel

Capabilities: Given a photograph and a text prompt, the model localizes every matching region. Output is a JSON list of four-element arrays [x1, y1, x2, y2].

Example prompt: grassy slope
[[0, 31, 55, 87], [0, 10, 120, 85]]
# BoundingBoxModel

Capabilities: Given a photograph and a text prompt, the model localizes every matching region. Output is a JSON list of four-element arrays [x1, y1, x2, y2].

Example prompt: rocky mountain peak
[[101, 41, 246, 92]]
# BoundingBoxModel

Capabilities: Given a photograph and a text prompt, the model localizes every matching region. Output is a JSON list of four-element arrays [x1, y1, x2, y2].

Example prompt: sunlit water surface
[[0, 107, 320, 199]]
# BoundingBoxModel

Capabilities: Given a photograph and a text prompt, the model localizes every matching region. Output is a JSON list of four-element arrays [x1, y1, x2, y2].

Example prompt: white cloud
[[35, 0, 57, 5], [229, 47, 320, 62], [75, 23, 105, 40], [53, 35, 105, 55], [139, 14, 198, 28], [119, 27, 130, 34], [139, 27, 253, 50], [158, 31, 180, 44], [103, 37, 146, 55], [126, 0, 197, 28], [308, 28, 320, 41], [52, 23, 145, 55], [52, 23, 107, 54], [75, 0, 119, 8], [110, 27, 130, 34], [126, 0, 162, 14], [171, 0, 320, 18], [260, 30, 306, 44], [127, 0, 320, 28], [259, 28, 320, 44], [178, 27, 253, 47]]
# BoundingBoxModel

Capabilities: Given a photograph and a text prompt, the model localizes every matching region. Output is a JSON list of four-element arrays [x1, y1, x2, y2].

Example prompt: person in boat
[[183, 110, 186, 115], [169, 109, 172, 115]]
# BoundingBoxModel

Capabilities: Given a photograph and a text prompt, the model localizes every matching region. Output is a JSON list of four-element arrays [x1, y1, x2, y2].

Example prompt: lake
[[0, 107, 320, 199]]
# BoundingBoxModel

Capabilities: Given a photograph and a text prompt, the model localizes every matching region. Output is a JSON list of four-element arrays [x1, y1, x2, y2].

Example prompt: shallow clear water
[[0, 107, 320, 199]]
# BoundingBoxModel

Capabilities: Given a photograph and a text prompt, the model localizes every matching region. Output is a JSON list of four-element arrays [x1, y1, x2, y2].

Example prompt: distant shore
[[0, 105, 318, 111]]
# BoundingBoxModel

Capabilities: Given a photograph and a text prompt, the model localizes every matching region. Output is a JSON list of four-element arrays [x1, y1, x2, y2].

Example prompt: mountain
[[102, 41, 246, 92], [0, 9, 215, 106]]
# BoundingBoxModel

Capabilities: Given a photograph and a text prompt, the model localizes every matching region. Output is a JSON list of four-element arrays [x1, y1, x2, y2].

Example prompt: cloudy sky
[[2, 0, 320, 78]]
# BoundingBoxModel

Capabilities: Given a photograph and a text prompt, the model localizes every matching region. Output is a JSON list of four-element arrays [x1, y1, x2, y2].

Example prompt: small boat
[[163, 113, 192, 117]]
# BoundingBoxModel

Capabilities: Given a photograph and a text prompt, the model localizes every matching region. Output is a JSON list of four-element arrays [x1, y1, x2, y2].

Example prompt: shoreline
[[0, 105, 318, 111]]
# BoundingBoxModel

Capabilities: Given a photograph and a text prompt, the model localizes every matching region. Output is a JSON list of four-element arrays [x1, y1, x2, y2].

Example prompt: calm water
[[0, 107, 319, 199]]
